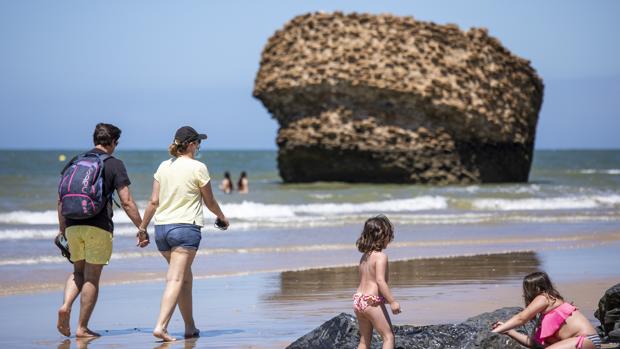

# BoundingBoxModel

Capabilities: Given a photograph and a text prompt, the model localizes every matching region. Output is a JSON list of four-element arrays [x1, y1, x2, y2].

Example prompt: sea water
[[0, 150, 619, 288]]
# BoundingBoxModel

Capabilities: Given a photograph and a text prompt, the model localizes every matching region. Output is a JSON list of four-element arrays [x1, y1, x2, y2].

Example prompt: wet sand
[[2, 222, 619, 296], [0, 244, 618, 348]]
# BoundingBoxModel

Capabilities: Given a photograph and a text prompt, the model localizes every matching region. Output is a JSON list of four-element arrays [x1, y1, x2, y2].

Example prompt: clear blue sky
[[1, 1, 618, 150]]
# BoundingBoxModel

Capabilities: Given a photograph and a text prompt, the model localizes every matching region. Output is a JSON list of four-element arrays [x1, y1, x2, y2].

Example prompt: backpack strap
[[92, 153, 122, 208], [81, 152, 122, 208]]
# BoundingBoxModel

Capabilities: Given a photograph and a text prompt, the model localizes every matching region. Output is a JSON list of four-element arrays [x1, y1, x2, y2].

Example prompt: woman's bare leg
[[178, 266, 199, 337], [153, 248, 196, 342]]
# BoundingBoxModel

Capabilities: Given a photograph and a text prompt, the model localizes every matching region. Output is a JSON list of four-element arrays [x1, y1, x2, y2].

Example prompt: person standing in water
[[139, 126, 229, 342], [219, 171, 233, 194], [237, 171, 249, 194]]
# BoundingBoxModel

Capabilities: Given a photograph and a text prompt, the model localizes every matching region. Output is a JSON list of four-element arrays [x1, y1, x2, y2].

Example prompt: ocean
[[0, 150, 619, 292]]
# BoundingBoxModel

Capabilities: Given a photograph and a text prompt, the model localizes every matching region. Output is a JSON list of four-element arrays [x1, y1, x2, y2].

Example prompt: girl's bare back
[[357, 251, 388, 296]]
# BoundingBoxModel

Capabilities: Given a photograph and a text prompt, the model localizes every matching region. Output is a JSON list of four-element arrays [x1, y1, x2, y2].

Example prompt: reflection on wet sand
[[268, 252, 540, 301], [57, 337, 98, 349], [152, 338, 198, 349]]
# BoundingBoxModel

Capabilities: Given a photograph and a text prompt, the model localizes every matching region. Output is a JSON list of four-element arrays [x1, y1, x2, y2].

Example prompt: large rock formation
[[286, 307, 536, 349], [596, 283, 620, 342], [253, 12, 544, 184]]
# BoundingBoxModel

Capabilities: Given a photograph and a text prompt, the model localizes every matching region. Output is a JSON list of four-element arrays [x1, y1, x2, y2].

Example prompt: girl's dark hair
[[237, 171, 247, 189], [224, 172, 231, 179], [93, 123, 121, 147], [522, 271, 563, 306], [356, 215, 394, 253]]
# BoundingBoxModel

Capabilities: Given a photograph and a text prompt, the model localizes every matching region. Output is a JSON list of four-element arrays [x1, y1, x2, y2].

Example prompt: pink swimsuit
[[534, 303, 601, 349], [353, 293, 385, 312]]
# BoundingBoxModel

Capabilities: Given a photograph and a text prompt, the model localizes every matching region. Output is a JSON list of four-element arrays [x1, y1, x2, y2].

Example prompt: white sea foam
[[472, 195, 620, 211], [223, 196, 448, 218], [309, 193, 334, 200], [0, 210, 59, 225], [1, 194, 620, 230], [577, 169, 620, 175], [465, 185, 480, 193], [0, 197, 447, 225], [0, 227, 153, 240], [0, 251, 160, 266]]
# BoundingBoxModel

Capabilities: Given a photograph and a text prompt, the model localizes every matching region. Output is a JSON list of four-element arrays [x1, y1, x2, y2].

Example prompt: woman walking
[[139, 126, 229, 342]]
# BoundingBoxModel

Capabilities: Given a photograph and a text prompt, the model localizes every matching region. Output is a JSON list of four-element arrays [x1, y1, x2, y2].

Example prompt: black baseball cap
[[174, 126, 207, 143]]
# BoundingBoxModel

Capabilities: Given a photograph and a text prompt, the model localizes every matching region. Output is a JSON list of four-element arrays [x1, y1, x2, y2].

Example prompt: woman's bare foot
[[153, 327, 176, 342], [184, 326, 200, 338], [57, 307, 71, 337], [75, 327, 101, 338]]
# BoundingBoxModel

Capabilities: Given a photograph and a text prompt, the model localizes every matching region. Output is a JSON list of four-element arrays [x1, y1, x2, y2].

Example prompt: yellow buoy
[[58, 154, 66, 162]]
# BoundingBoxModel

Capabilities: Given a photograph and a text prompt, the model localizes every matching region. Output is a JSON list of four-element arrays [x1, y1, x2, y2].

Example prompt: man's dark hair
[[93, 123, 121, 146]]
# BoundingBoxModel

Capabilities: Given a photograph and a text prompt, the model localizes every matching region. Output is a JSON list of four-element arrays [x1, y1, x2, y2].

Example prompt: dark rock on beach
[[595, 283, 620, 342], [254, 12, 544, 184], [286, 307, 535, 349]]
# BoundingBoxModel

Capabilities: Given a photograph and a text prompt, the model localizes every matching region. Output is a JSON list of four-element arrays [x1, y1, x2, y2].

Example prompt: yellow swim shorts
[[65, 225, 113, 265]]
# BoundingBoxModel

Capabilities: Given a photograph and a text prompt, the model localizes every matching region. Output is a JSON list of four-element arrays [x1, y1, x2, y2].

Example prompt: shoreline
[[2, 225, 620, 297]]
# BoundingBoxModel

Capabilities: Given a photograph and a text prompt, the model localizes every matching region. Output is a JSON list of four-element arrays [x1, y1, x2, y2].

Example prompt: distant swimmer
[[219, 171, 233, 194], [237, 171, 249, 194]]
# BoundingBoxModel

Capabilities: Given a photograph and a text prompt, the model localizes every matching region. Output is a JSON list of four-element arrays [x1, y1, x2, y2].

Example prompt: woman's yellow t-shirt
[[153, 157, 210, 227]]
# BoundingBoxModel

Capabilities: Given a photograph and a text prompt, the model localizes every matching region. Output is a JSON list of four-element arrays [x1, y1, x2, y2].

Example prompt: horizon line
[[0, 147, 619, 152]]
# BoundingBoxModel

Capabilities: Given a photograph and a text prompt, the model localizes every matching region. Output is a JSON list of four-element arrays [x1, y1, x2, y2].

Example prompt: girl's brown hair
[[522, 271, 563, 306], [168, 139, 190, 157], [356, 215, 394, 253]]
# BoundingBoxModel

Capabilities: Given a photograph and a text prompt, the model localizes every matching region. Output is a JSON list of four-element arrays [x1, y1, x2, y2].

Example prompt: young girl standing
[[354, 215, 401, 349]]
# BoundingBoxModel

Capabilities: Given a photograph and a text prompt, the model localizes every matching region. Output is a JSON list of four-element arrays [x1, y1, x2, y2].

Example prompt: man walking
[[56, 123, 149, 337]]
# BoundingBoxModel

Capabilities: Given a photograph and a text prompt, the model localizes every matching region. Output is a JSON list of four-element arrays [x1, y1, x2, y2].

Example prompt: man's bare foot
[[153, 327, 176, 342], [184, 326, 200, 338], [57, 307, 71, 337], [75, 327, 101, 338]]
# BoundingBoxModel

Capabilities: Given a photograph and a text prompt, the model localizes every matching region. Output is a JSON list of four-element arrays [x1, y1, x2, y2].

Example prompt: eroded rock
[[254, 12, 544, 184]]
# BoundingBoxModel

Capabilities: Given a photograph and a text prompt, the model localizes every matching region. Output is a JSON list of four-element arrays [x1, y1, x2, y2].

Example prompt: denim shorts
[[155, 224, 202, 251]]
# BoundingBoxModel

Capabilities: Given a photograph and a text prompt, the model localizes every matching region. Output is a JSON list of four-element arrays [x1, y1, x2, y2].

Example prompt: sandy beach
[[1, 240, 618, 348]]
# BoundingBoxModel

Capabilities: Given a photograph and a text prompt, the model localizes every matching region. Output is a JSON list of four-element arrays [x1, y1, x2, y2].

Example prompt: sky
[[0, 1, 619, 150]]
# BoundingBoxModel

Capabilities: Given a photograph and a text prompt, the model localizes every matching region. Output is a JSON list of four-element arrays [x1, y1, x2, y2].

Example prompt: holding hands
[[136, 228, 150, 248]]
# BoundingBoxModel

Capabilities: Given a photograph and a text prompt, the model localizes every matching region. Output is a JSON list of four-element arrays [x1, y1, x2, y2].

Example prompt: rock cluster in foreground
[[596, 283, 620, 342], [288, 283, 620, 348], [287, 307, 534, 349], [254, 12, 544, 184]]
